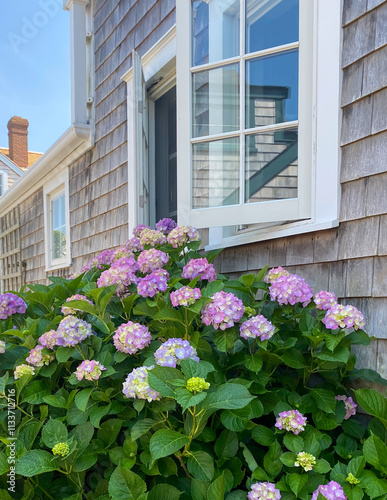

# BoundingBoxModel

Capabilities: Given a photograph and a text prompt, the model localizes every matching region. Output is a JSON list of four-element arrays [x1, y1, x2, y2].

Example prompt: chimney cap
[[7, 116, 29, 130]]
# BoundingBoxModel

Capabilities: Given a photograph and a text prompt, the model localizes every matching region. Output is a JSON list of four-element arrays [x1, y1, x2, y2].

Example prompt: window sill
[[45, 260, 72, 273], [205, 218, 339, 251]]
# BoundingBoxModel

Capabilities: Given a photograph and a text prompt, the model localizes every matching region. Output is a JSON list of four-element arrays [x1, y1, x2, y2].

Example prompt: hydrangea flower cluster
[[0, 340, 5, 353], [97, 256, 138, 296], [112, 244, 134, 262], [182, 257, 217, 282], [167, 226, 200, 248], [269, 274, 313, 307], [186, 377, 210, 393], [201, 291, 245, 330], [155, 218, 177, 234], [294, 452, 316, 471], [311, 481, 347, 500], [55, 316, 93, 347], [0, 293, 27, 319], [75, 360, 106, 381], [14, 364, 35, 379], [275, 409, 307, 435], [38, 330, 58, 349], [335, 395, 357, 419], [240, 315, 275, 341], [248, 482, 281, 500], [154, 338, 199, 367], [85, 249, 115, 271], [52, 443, 70, 457], [125, 236, 143, 253], [137, 269, 169, 298], [170, 286, 201, 307], [113, 321, 151, 355], [314, 291, 338, 311], [133, 224, 150, 238], [61, 294, 93, 316], [26, 345, 54, 367], [137, 248, 169, 274], [322, 304, 365, 330], [140, 229, 167, 247], [122, 366, 160, 402], [346, 473, 360, 485], [264, 266, 290, 284]]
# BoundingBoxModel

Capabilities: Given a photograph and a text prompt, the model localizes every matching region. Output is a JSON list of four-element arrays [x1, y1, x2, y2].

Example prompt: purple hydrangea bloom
[[113, 321, 152, 354], [125, 236, 143, 253], [314, 291, 338, 311], [88, 249, 115, 269], [112, 244, 134, 262], [122, 366, 160, 402], [155, 218, 177, 234], [56, 316, 93, 347], [140, 229, 167, 247], [322, 304, 365, 331], [38, 330, 58, 349], [75, 360, 106, 381], [335, 395, 357, 420], [269, 274, 313, 307], [154, 338, 199, 367], [137, 248, 169, 274], [137, 269, 169, 298], [240, 315, 275, 341], [312, 482, 347, 500], [61, 294, 93, 316], [170, 286, 201, 307], [248, 482, 281, 500], [167, 226, 200, 248], [182, 258, 217, 282], [275, 409, 307, 435], [26, 345, 54, 367], [0, 340, 6, 353], [0, 293, 27, 319], [264, 266, 290, 284], [133, 224, 151, 238], [97, 256, 139, 296], [201, 291, 245, 330]]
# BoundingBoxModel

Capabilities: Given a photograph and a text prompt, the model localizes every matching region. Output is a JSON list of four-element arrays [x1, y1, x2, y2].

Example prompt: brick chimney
[[7, 116, 29, 169]]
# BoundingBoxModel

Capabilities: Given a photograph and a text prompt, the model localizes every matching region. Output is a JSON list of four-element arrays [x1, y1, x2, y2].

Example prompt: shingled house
[[0, 0, 386, 377]]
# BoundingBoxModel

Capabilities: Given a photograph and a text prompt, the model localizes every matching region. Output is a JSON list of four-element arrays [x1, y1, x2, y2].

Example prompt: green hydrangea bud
[[186, 377, 210, 393], [346, 473, 360, 485], [52, 442, 69, 457], [294, 452, 316, 471], [244, 307, 256, 317]]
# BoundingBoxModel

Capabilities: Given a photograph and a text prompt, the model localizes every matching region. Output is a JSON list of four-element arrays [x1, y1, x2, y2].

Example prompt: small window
[[50, 191, 67, 261]]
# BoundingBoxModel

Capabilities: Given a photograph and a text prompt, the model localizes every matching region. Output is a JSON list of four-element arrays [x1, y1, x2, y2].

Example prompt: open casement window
[[177, 0, 314, 229]]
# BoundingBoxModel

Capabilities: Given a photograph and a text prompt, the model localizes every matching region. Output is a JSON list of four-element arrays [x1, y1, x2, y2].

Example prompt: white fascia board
[[0, 153, 24, 177], [0, 124, 92, 216], [63, 0, 89, 10]]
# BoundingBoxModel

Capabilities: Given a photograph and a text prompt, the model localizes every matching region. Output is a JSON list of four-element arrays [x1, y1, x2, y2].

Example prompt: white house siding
[[0, 159, 20, 189]]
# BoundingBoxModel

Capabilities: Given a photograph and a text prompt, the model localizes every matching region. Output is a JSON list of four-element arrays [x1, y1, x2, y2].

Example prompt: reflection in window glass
[[245, 128, 298, 203], [192, 0, 240, 66], [193, 63, 240, 138], [51, 193, 66, 260], [192, 138, 239, 208], [246, 50, 299, 129], [246, 0, 299, 53]]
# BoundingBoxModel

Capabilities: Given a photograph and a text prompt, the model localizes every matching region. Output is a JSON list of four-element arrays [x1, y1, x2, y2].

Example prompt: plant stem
[[31, 478, 55, 500], [176, 453, 191, 478]]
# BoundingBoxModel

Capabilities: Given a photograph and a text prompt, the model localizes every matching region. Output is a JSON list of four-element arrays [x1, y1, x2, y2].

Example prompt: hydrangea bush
[[0, 220, 387, 500]]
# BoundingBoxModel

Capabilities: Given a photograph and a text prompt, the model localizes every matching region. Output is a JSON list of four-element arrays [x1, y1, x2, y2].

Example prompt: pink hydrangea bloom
[[56, 316, 93, 347], [170, 286, 201, 307], [26, 345, 54, 367], [314, 291, 338, 311], [264, 266, 290, 284], [137, 248, 169, 274], [201, 291, 245, 330], [154, 338, 199, 367], [38, 329, 58, 349], [112, 244, 134, 262], [155, 218, 177, 234], [269, 274, 313, 307], [322, 304, 365, 330], [125, 236, 143, 252], [122, 366, 160, 402], [167, 226, 200, 248], [75, 360, 106, 381], [140, 229, 167, 247], [97, 256, 139, 296], [61, 294, 93, 316], [113, 321, 151, 354], [335, 395, 357, 420], [248, 482, 281, 500], [240, 315, 275, 341], [0, 340, 6, 353], [275, 409, 307, 435], [133, 224, 150, 238], [137, 269, 169, 298], [0, 293, 27, 319], [312, 482, 347, 500], [182, 258, 217, 282]]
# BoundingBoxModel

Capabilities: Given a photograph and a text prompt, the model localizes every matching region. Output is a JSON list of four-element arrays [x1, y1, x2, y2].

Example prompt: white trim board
[[0, 153, 25, 177]]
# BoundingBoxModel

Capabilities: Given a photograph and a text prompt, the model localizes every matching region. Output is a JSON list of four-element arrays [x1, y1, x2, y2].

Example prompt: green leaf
[[196, 383, 254, 417], [280, 349, 308, 369], [226, 492, 248, 500], [187, 451, 214, 481], [70, 422, 94, 456], [15, 450, 58, 477], [347, 456, 366, 477], [56, 347, 75, 362], [108, 466, 147, 500], [264, 440, 282, 479], [97, 419, 123, 448], [191, 479, 209, 500], [280, 452, 297, 467], [283, 434, 304, 453], [214, 430, 238, 458], [213, 328, 238, 352], [221, 407, 250, 432], [149, 430, 190, 462], [355, 389, 387, 425], [311, 389, 336, 414], [313, 459, 331, 473], [0, 373, 9, 394], [341, 419, 365, 440], [180, 359, 215, 379], [72, 446, 98, 472], [347, 329, 372, 346], [148, 484, 182, 500], [131, 418, 159, 441], [252, 425, 275, 446], [363, 433, 387, 473], [202, 280, 224, 297], [42, 418, 68, 448], [22, 380, 51, 405], [325, 331, 346, 352], [89, 403, 111, 428], [207, 472, 226, 500], [153, 307, 185, 324], [359, 470, 387, 499], [75, 388, 94, 412], [148, 366, 185, 398], [347, 368, 387, 386], [42, 394, 67, 408], [17, 421, 43, 451], [241, 443, 258, 472], [316, 346, 350, 364], [287, 473, 308, 497], [176, 387, 208, 412]]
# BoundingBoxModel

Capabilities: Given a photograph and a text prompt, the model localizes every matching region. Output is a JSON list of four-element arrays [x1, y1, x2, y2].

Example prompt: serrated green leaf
[[213, 328, 238, 352], [221, 407, 250, 432], [148, 484, 182, 500], [214, 430, 238, 459], [131, 418, 159, 441], [42, 418, 68, 448], [252, 425, 275, 446], [75, 388, 93, 412], [149, 430, 190, 462], [264, 440, 282, 478], [148, 366, 185, 398], [180, 359, 215, 379], [314, 459, 331, 473], [15, 450, 58, 477], [287, 473, 308, 497], [355, 389, 387, 425], [207, 472, 226, 500], [108, 466, 147, 500], [187, 451, 214, 481], [56, 347, 75, 362], [363, 433, 387, 473], [196, 383, 254, 418], [311, 389, 336, 414]]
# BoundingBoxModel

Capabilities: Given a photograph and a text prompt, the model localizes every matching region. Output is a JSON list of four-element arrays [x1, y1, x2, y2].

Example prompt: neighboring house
[[0, 0, 386, 377]]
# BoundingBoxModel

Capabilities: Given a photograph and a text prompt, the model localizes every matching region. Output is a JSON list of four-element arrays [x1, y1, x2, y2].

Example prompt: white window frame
[[0, 171, 8, 196], [43, 169, 71, 271], [176, 0, 342, 249]]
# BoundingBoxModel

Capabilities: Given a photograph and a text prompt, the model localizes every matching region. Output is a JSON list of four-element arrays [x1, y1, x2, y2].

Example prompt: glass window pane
[[246, 0, 299, 53], [193, 63, 240, 138], [51, 193, 66, 260], [246, 50, 298, 129], [245, 128, 298, 203], [193, 137, 239, 208], [192, 0, 240, 66]]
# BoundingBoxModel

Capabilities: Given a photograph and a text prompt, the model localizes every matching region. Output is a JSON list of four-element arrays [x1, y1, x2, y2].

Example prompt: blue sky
[[0, 0, 70, 153]]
